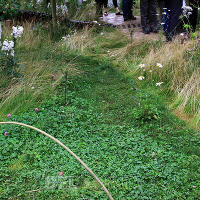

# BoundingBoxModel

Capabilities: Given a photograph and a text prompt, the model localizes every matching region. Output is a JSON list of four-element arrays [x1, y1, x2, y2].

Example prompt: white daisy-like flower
[[149, 70, 152, 73], [156, 82, 163, 86], [180, 33, 184, 36], [11, 26, 24, 38], [138, 76, 145, 80], [139, 64, 146, 68], [156, 63, 163, 68]]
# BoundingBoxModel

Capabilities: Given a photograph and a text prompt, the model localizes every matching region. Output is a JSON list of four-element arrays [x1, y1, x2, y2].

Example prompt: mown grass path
[[1, 50, 200, 199]]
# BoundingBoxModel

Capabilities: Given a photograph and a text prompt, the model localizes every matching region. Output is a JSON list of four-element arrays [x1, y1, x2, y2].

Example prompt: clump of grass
[[133, 38, 200, 127], [69, 1, 96, 21], [60, 27, 95, 52], [0, 22, 66, 119]]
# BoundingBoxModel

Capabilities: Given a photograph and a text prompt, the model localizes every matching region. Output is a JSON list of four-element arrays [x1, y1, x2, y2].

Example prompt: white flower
[[100, 32, 104, 35], [156, 82, 163, 86], [180, 33, 184, 36], [60, 5, 68, 15], [56, 5, 68, 16], [11, 26, 24, 38], [149, 70, 152, 73], [62, 36, 67, 41], [138, 76, 145, 80], [156, 63, 163, 68], [139, 64, 146, 68], [10, 49, 14, 57], [152, 152, 156, 157], [37, 0, 43, 4], [2, 40, 14, 57]]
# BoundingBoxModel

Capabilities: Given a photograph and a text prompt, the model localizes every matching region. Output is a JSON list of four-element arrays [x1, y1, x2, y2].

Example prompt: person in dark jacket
[[158, 0, 165, 22], [188, 0, 199, 31], [122, 0, 136, 21], [140, 0, 158, 34], [164, 0, 183, 41]]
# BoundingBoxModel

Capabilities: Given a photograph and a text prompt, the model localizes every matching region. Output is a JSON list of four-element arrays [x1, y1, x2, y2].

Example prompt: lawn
[[1, 35, 200, 199]]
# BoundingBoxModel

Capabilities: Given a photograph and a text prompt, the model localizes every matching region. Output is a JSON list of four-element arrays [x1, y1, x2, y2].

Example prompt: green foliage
[[132, 91, 166, 123], [0, 50, 200, 199], [0, 37, 23, 78], [0, 24, 200, 199], [0, 50, 22, 77], [0, 0, 21, 20]]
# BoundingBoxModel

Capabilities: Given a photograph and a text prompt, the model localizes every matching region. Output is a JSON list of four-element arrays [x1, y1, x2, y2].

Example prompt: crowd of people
[[95, 0, 199, 41]]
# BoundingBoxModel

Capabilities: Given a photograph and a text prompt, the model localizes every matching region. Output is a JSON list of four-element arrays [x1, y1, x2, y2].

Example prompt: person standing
[[103, 0, 122, 16], [140, 0, 158, 34], [165, 0, 183, 41], [158, 0, 165, 22], [112, 0, 122, 15], [122, 0, 136, 21]]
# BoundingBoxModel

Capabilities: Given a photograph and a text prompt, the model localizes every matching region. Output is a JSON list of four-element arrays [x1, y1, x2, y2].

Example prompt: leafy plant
[[0, 0, 21, 20], [0, 26, 24, 77], [132, 91, 165, 123]]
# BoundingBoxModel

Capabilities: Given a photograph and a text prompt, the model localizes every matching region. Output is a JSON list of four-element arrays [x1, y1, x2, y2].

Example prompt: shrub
[[0, 0, 21, 20], [0, 25, 24, 77]]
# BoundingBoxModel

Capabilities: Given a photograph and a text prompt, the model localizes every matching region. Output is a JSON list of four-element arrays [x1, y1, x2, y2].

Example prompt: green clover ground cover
[[0, 52, 200, 199]]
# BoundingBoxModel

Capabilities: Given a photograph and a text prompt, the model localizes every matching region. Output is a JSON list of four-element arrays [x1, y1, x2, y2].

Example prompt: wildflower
[[100, 32, 104, 35], [37, 0, 43, 3], [56, 5, 68, 15], [1, 40, 15, 57], [35, 108, 39, 111], [180, 33, 184, 36], [152, 152, 156, 157], [62, 36, 67, 41], [51, 74, 55, 79], [138, 76, 145, 80], [156, 82, 163, 86], [31, 86, 35, 90], [2, 40, 14, 51], [59, 171, 64, 176], [11, 26, 24, 38], [156, 63, 163, 68], [7, 113, 11, 118], [4, 132, 8, 136], [149, 70, 152, 73], [10, 49, 14, 57], [198, 38, 200, 42], [139, 64, 146, 68]]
